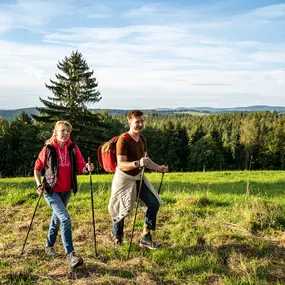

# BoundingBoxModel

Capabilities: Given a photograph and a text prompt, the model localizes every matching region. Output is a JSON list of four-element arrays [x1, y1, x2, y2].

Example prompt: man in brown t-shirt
[[111, 110, 168, 249]]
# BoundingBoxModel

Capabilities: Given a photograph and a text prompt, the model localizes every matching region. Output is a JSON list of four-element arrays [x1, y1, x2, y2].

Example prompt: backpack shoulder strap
[[122, 132, 147, 152], [121, 132, 146, 145], [140, 134, 147, 152], [140, 134, 146, 142], [123, 132, 131, 140]]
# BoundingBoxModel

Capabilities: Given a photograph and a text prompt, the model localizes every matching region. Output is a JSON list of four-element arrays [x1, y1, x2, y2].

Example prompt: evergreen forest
[[1, 110, 285, 177]]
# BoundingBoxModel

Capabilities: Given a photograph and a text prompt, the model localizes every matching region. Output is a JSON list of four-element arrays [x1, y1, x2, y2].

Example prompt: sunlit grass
[[1, 171, 285, 284]]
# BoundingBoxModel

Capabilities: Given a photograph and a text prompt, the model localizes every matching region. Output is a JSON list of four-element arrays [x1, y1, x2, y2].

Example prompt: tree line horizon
[[0, 50, 284, 177]]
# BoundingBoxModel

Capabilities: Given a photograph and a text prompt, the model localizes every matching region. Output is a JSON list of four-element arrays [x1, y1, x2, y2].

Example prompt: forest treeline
[[0, 110, 284, 177], [1, 51, 284, 177]]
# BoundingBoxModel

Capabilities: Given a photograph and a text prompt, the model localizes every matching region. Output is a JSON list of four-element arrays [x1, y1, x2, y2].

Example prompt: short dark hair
[[127, 110, 143, 119]]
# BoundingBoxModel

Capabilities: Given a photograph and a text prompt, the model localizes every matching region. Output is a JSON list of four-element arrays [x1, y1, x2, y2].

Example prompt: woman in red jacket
[[34, 120, 94, 269]]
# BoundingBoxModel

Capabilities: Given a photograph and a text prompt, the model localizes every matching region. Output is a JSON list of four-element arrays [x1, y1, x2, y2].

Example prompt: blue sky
[[0, 0, 285, 109]]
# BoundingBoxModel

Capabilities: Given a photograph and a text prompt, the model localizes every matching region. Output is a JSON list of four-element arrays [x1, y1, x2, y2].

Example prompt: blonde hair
[[45, 121, 72, 145]]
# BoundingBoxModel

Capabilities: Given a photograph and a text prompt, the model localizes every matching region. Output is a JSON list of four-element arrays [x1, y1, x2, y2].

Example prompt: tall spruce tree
[[32, 50, 105, 161]]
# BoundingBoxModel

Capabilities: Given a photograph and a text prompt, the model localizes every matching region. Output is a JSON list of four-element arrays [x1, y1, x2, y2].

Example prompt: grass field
[[1, 171, 285, 284]]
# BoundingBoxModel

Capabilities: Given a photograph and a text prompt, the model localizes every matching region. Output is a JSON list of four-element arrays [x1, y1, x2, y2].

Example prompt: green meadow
[[1, 171, 285, 284]]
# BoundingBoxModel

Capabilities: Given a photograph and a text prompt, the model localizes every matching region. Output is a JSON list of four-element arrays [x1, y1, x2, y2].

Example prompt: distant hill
[[0, 105, 285, 120], [0, 107, 40, 121], [188, 105, 285, 113]]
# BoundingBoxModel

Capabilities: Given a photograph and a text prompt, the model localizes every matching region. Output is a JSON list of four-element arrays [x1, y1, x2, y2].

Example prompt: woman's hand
[[83, 163, 94, 174], [37, 184, 46, 195]]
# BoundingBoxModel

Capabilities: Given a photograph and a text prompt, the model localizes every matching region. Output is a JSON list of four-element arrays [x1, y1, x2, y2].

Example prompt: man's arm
[[117, 153, 168, 173], [140, 154, 168, 173], [117, 155, 141, 171]]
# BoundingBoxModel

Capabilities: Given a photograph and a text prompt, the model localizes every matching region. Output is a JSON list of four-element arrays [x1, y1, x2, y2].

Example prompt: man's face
[[129, 115, 144, 134]]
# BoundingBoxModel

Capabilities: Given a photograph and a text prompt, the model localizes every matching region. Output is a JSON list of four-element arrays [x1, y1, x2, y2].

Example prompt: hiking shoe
[[66, 251, 83, 269], [139, 233, 161, 250], [45, 246, 56, 257], [113, 236, 123, 249]]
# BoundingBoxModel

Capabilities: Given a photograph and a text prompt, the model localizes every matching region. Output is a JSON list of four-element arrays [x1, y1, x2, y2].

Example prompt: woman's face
[[55, 124, 71, 145]]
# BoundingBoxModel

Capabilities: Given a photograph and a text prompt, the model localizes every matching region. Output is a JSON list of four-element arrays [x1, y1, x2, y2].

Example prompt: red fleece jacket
[[34, 138, 87, 192]]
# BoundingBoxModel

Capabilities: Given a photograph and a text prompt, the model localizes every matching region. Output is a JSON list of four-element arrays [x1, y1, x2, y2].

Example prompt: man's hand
[[37, 184, 46, 195], [139, 157, 150, 167], [158, 164, 168, 173]]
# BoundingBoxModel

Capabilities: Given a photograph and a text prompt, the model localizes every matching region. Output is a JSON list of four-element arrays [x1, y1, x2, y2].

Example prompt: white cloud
[[81, 4, 113, 19], [251, 50, 285, 63], [248, 3, 285, 19], [0, 1, 285, 109], [43, 25, 258, 71], [0, 0, 74, 33], [124, 5, 157, 17]]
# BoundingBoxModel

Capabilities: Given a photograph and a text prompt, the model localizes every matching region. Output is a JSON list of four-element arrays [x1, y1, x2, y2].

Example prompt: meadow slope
[[1, 171, 285, 284]]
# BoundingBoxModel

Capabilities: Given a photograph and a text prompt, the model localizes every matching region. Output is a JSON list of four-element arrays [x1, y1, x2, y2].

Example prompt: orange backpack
[[97, 133, 131, 173]]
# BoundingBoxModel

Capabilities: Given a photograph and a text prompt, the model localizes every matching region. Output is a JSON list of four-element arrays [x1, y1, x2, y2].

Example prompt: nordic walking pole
[[88, 157, 98, 256], [158, 164, 167, 194], [20, 194, 42, 256], [127, 166, 145, 260], [158, 173, 165, 195]]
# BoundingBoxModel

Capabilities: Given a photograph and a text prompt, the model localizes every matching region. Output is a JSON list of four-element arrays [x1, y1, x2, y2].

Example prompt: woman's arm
[[34, 146, 47, 194], [34, 169, 41, 187]]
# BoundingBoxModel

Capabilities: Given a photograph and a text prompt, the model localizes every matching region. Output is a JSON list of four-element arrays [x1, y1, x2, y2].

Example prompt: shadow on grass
[[5, 272, 38, 285], [180, 240, 285, 283], [47, 262, 136, 281], [3, 250, 136, 283]]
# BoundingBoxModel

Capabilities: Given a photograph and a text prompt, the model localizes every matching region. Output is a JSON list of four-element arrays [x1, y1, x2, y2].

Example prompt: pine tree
[[32, 50, 106, 161]]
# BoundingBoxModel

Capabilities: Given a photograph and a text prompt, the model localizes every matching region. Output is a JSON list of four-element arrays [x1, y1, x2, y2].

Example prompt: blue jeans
[[44, 191, 74, 254], [112, 180, 160, 238]]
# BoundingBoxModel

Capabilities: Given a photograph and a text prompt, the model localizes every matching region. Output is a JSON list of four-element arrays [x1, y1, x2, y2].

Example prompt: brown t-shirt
[[116, 132, 146, 176]]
